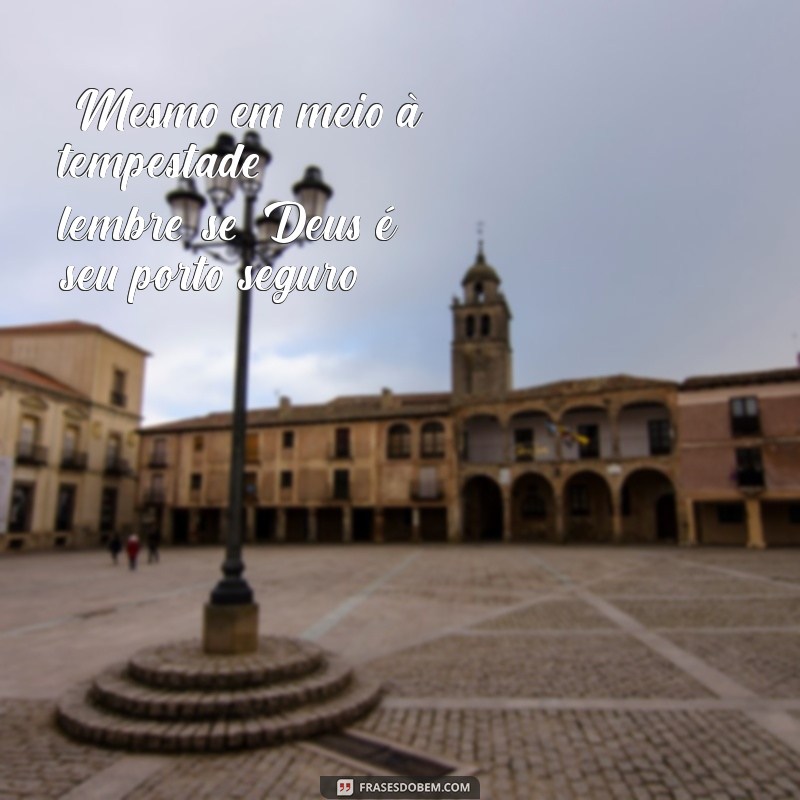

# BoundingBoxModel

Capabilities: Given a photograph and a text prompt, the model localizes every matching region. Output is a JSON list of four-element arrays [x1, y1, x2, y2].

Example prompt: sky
[[2, 1, 799, 426]]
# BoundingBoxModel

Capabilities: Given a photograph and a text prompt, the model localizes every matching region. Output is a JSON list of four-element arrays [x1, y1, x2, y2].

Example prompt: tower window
[[475, 282, 484, 302], [465, 315, 475, 338], [481, 315, 491, 336]]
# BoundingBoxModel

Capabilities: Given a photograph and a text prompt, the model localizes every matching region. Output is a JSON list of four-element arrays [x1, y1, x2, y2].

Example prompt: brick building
[[0, 322, 148, 552], [135, 248, 799, 548]]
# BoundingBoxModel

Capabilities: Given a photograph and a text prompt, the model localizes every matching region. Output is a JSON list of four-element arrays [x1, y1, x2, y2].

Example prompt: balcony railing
[[410, 486, 444, 502], [105, 456, 131, 477], [148, 454, 168, 468], [16, 442, 48, 466], [61, 451, 88, 471], [110, 390, 127, 408]]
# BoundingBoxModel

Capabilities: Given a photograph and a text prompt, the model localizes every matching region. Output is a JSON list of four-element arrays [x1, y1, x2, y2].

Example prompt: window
[[416, 466, 439, 499], [421, 422, 445, 458], [193, 435, 204, 452], [244, 471, 258, 501], [387, 423, 411, 459], [333, 469, 349, 500], [111, 369, 127, 407], [190, 473, 202, 491], [150, 437, 168, 467], [730, 396, 760, 436], [61, 424, 84, 469], [280, 470, 293, 489], [282, 430, 294, 449], [480, 314, 491, 336], [334, 428, 351, 459], [10, 483, 35, 532], [149, 474, 165, 503], [521, 488, 546, 518], [245, 433, 260, 463], [465, 316, 475, 338], [578, 424, 599, 459], [105, 433, 122, 471], [717, 503, 744, 524], [514, 428, 534, 462], [100, 487, 118, 532], [648, 419, 671, 456], [736, 447, 764, 487], [17, 415, 41, 461], [569, 484, 590, 516], [55, 484, 76, 531], [475, 282, 484, 302]]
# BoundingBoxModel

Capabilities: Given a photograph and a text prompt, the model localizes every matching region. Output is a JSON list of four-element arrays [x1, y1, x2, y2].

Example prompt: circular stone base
[[57, 636, 382, 752]]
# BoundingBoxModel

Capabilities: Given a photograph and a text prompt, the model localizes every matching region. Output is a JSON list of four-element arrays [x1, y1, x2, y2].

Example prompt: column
[[611, 493, 623, 544], [307, 507, 318, 543], [448, 498, 461, 543], [275, 508, 287, 542], [245, 506, 255, 544], [502, 488, 512, 542], [554, 493, 566, 543], [745, 497, 765, 549], [373, 507, 384, 543], [342, 506, 353, 543], [681, 498, 696, 546], [411, 507, 421, 543]]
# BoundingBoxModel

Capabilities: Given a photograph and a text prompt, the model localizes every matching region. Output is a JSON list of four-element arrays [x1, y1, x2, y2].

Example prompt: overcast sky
[[2, 1, 799, 426]]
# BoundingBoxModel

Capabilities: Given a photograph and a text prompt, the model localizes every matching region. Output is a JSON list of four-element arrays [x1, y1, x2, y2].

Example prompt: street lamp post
[[166, 133, 332, 653]]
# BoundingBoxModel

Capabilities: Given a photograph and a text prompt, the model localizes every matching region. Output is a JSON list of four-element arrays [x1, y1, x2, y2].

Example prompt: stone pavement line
[[528, 552, 800, 758], [351, 558, 647, 666], [0, 580, 210, 639], [383, 696, 800, 712], [674, 557, 800, 592], [59, 754, 166, 800], [302, 552, 421, 641]]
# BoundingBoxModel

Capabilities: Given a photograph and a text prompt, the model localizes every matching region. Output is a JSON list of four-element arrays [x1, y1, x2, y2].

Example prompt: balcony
[[105, 456, 131, 477], [61, 451, 88, 471], [16, 442, 48, 466], [148, 454, 168, 469]]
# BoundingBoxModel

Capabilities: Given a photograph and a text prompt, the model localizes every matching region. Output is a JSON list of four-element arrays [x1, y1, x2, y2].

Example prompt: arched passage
[[621, 469, 678, 543], [564, 471, 612, 542], [462, 475, 503, 541], [511, 473, 556, 541]]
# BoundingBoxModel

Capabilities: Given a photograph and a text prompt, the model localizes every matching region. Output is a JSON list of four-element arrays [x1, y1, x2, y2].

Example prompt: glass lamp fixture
[[292, 166, 333, 219], [240, 132, 272, 198], [256, 201, 283, 247], [166, 177, 206, 241], [203, 133, 238, 211]]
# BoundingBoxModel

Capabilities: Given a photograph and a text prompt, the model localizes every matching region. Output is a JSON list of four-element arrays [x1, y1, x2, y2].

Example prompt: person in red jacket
[[126, 533, 141, 571]]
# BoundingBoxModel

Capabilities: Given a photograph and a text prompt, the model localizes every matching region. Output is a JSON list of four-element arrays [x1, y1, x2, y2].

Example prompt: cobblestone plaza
[[1, 545, 799, 799]]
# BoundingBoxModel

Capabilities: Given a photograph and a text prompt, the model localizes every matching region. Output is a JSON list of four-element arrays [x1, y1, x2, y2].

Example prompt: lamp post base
[[203, 602, 259, 654]]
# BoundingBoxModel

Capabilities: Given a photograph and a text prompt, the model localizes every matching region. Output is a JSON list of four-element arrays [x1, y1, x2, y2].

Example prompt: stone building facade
[[0, 322, 147, 551], [135, 248, 800, 548], [679, 369, 800, 547]]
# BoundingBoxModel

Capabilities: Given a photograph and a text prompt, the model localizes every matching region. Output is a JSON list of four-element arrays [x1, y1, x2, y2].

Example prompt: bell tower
[[451, 242, 512, 399]]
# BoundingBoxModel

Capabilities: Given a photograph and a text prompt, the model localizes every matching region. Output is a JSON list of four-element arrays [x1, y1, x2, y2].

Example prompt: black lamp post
[[166, 133, 332, 650]]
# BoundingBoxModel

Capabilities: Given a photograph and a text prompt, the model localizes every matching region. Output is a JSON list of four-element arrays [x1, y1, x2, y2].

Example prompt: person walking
[[147, 529, 161, 564], [126, 533, 141, 571], [109, 533, 122, 565]]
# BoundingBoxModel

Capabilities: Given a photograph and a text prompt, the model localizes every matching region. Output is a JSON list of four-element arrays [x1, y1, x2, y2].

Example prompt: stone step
[[91, 656, 353, 721], [57, 675, 383, 752], [127, 636, 324, 691]]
